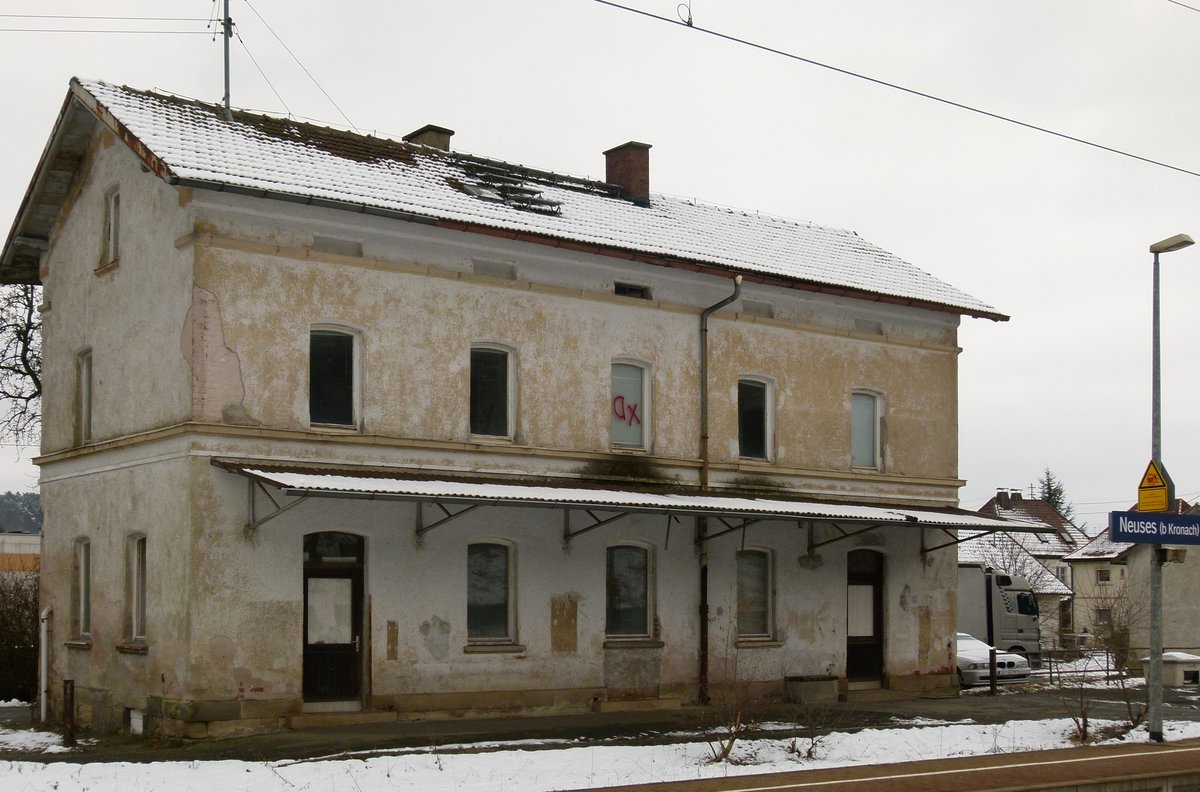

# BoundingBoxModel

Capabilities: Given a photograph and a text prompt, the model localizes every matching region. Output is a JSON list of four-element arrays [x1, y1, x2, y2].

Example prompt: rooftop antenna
[[222, 0, 233, 121]]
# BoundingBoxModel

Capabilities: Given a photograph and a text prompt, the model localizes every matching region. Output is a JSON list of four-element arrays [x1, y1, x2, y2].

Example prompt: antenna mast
[[222, 0, 233, 121]]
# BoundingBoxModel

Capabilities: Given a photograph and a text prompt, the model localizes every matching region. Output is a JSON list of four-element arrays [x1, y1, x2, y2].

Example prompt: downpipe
[[697, 275, 741, 706]]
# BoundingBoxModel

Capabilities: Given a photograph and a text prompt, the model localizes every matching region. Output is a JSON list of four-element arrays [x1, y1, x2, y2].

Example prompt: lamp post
[[1147, 232, 1193, 743]]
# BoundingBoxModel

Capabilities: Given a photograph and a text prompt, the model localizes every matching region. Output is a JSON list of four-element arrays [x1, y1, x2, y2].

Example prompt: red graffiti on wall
[[612, 396, 641, 426]]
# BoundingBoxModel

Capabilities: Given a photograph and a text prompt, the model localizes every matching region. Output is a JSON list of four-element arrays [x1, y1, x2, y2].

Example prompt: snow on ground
[[2, 717, 1200, 792]]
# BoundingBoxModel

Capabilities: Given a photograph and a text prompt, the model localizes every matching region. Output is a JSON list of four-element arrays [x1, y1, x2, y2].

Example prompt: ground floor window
[[736, 549, 772, 639], [468, 542, 513, 642], [606, 545, 650, 637]]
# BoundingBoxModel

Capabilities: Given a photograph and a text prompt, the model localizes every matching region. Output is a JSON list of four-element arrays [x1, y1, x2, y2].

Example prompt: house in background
[[974, 489, 1094, 641], [2, 78, 1041, 737], [956, 529, 1072, 650], [1066, 499, 1199, 660], [0, 532, 40, 573]]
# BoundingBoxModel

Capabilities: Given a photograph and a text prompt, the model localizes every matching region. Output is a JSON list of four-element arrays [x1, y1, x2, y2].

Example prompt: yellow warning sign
[[1138, 459, 1172, 513]]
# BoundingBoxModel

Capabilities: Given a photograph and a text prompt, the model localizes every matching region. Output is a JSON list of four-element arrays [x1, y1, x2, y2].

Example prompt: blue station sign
[[1110, 510, 1200, 545]]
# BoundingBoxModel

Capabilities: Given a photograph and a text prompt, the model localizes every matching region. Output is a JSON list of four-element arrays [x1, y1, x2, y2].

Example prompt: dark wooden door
[[846, 549, 884, 682], [303, 567, 363, 701]]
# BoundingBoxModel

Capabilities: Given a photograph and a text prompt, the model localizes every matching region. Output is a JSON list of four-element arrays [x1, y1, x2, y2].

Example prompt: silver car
[[956, 632, 1030, 686]]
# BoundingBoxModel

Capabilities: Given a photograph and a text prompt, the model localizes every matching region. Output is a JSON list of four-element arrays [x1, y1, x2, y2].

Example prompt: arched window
[[606, 544, 652, 638], [611, 361, 650, 449], [309, 327, 358, 427], [467, 542, 515, 643], [470, 344, 514, 438], [851, 390, 882, 468]]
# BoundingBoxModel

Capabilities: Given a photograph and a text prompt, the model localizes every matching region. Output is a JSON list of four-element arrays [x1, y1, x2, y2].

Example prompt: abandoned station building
[[1, 78, 1041, 737]]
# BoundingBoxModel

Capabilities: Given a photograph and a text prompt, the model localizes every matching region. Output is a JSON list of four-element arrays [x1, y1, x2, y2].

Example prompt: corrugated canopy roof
[[220, 463, 1050, 532], [2, 79, 1006, 322]]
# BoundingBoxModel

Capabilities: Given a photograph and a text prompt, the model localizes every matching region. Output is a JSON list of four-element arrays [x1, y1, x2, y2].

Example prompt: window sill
[[736, 639, 783, 649], [603, 639, 664, 650], [309, 423, 361, 434], [463, 643, 526, 654], [115, 641, 148, 655], [94, 259, 120, 276], [469, 434, 514, 445], [65, 639, 93, 650]]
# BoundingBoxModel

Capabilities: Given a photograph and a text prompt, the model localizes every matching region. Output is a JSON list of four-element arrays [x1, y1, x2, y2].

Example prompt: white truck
[[956, 564, 1041, 665]]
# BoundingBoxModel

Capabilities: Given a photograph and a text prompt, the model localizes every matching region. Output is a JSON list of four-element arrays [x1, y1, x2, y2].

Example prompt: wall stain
[[419, 615, 451, 661]]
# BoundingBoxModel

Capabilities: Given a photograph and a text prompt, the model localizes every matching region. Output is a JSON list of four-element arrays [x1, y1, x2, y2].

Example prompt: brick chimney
[[403, 124, 455, 151], [604, 141, 652, 206]]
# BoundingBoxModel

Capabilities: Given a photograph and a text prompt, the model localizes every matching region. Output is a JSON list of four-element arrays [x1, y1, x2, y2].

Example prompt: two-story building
[[2, 79, 1042, 737]]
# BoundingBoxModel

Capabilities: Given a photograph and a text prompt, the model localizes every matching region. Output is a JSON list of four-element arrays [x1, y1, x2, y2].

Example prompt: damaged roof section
[[2, 78, 1007, 322]]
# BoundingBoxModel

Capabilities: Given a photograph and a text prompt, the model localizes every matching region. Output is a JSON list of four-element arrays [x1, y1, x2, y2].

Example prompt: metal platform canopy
[[214, 461, 1049, 551]]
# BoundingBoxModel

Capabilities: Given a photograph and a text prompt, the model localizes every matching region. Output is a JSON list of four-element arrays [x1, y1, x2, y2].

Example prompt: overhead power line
[[1166, 0, 1200, 13], [0, 28, 209, 34], [591, 0, 1200, 180], [241, 0, 356, 131], [0, 14, 209, 21]]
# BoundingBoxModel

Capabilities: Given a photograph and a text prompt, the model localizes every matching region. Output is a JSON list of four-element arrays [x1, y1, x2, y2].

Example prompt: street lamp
[[1147, 232, 1193, 743]]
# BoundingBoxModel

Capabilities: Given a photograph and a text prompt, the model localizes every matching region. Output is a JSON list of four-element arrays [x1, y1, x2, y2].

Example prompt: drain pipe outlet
[[39, 606, 52, 723]]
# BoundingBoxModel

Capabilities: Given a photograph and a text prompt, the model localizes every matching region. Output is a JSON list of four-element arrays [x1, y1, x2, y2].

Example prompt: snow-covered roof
[[1064, 531, 1132, 562], [220, 463, 1049, 532], [976, 493, 1094, 558], [3, 78, 1004, 320], [956, 530, 1072, 596]]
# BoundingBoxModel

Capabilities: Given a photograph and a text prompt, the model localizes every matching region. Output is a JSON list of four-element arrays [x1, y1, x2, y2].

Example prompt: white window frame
[[610, 358, 651, 451], [102, 186, 120, 265], [737, 376, 774, 461], [77, 348, 93, 445], [466, 540, 516, 645], [309, 324, 361, 429], [736, 548, 774, 640], [605, 542, 655, 639], [73, 538, 91, 639], [851, 389, 883, 469], [127, 534, 147, 642], [469, 343, 516, 440]]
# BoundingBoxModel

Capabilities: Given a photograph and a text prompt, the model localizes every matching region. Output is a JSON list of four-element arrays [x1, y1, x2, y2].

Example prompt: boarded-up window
[[611, 363, 645, 448], [738, 380, 768, 460], [470, 347, 509, 437], [737, 550, 771, 638], [606, 545, 649, 637], [468, 543, 511, 641], [310, 330, 355, 426]]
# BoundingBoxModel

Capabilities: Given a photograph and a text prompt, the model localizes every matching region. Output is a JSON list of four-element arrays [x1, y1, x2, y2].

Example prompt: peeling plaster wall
[[39, 128, 194, 453], [188, 461, 699, 705], [40, 449, 192, 730], [187, 191, 963, 506], [705, 523, 957, 686]]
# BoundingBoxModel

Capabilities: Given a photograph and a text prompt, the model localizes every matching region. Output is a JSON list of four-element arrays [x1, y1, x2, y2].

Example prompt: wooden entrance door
[[303, 533, 364, 702], [846, 549, 884, 682]]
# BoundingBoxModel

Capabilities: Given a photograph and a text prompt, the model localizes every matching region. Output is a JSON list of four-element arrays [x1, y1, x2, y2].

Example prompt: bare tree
[[0, 570, 39, 701], [0, 284, 41, 445]]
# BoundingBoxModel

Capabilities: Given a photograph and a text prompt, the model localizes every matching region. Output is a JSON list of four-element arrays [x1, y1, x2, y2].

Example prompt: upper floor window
[[76, 349, 93, 445], [611, 362, 648, 449], [614, 282, 651, 300], [738, 379, 770, 460], [102, 187, 120, 265], [737, 549, 773, 639], [310, 328, 356, 427], [1096, 568, 1111, 584], [73, 538, 91, 639], [606, 544, 652, 638], [470, 346, 512, 438], [467, 542, 514, 643], [851, 391, 881, 468], [126, 534, 147, 642]]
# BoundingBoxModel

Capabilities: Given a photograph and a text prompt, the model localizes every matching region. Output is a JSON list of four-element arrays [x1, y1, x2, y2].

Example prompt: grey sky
[[3, 1, 1198, 526]]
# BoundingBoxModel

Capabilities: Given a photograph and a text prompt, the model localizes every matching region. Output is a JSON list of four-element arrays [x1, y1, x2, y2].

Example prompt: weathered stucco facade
[[6, 80, 1017, 737]]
